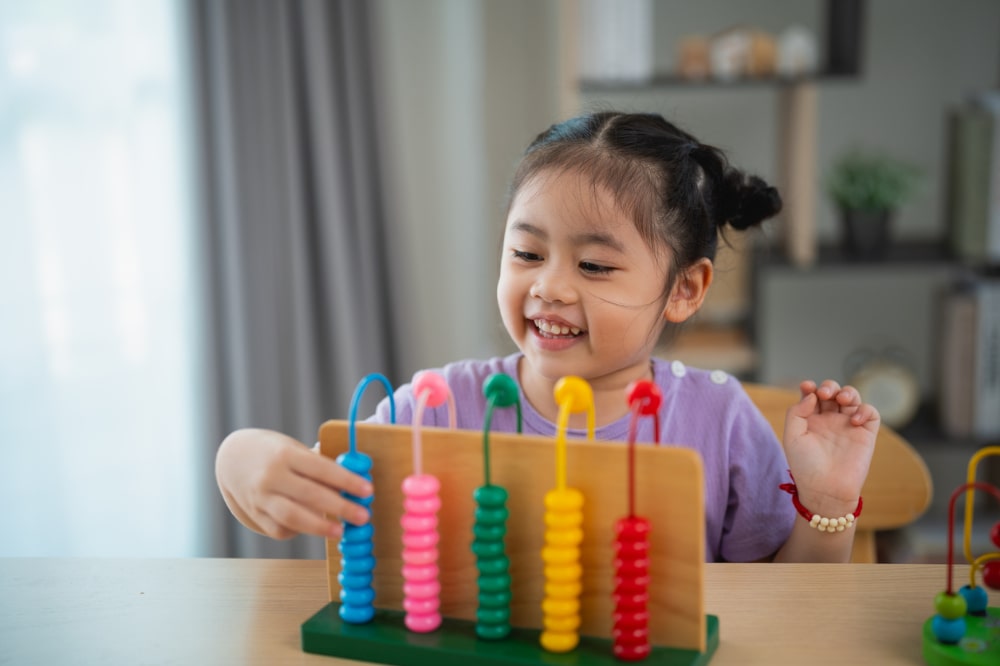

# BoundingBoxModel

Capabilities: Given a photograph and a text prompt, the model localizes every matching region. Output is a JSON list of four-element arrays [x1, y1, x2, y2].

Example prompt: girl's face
[[497, 168, 674, 393]]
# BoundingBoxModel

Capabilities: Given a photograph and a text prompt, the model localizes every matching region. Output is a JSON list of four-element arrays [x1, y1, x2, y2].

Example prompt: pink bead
[[402, 547, 439, 566], [405, 612, 442, 633], [403, 563, 439, 582], [402, 531, 439, 549], [404, 580, 441, 599], [404, 596, 440, 614], [400, 513, 438, 532], [413, 371, 450, 408], [402, 473, 441, 497], [404, 495, 442, 514]]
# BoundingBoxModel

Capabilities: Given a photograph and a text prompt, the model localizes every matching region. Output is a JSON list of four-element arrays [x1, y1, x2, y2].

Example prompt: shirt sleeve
[[718, 388, 797, 562]]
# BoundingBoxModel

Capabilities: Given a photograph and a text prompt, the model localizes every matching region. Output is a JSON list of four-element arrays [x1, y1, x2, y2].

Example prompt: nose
[[529, 265, 577, 304]]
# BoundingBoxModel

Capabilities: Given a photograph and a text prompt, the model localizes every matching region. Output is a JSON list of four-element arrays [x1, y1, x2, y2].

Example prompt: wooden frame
[[319, 420, 708, 652]]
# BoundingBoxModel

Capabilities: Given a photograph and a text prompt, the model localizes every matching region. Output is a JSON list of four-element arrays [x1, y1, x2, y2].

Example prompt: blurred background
[[2, 0, 998, 561]]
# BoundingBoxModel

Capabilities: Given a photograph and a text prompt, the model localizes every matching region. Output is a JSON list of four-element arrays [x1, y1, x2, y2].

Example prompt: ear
[[663, 258, 713, 323]]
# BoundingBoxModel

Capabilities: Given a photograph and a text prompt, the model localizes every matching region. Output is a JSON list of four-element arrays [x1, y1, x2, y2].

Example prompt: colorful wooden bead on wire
[[612, 379, 662, 662], [401, 371, 455, 633], [473, 373, 522, 641], [541, 376, 594, 654], [932, 475, 1000, 644], [338, 373, 396, 625]]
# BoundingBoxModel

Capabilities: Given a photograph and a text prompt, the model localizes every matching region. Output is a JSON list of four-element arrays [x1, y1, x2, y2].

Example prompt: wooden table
[[0, 558, 961, 665]]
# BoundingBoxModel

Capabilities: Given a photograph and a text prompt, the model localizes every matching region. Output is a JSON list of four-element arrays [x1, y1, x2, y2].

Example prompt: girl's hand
[[781, 380, 880, 515], [215, 428, 373, 540]]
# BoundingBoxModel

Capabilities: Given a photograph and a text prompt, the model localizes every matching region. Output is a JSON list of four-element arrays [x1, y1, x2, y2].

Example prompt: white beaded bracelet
[[779, 472, 863, 534]]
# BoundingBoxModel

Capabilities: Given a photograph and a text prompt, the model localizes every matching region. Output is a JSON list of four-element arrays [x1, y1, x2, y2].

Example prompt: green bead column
[[473, 484, 511, 640]]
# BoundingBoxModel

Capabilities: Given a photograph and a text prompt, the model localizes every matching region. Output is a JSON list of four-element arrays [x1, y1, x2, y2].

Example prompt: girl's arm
[[215, 428, 373, 540], [772, 380, 880, 563]]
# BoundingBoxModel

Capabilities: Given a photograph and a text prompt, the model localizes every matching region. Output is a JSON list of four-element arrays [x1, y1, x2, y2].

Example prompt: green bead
[[477, 555, 510, 576], [474, 485, 508, 506], [472, 539, 505, 558], [478, 573, 512, 593], [483, 374, 519, 408], [476, 606, 511, 625], [474, 523, 506, 541], [476, 621, 511, 641], [934, 591, 967, 620], [478, 589, 512, 608], [475, 506, 509, 525]]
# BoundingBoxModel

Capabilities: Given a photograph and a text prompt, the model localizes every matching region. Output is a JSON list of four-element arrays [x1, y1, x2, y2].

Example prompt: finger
[[289, 447, 374, 499], [799, 379, 818, 398], [260, 494, 346, 540], [784, 391, 818, 439], [280, 472, 372, 527], [816, 379, 842, 412], [851, 403, 881, 430]]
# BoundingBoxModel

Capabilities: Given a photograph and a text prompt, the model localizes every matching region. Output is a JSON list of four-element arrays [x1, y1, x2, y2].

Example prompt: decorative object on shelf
[[706, 26, 776, 81], [844, 346, 920, 430], [677, 35, 710, 81], [825, 149, 921, 259], [776, 25, 819, 78]]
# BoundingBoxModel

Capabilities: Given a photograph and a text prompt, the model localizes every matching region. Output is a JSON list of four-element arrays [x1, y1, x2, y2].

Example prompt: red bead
[[614, 557, 650, 576], [613, 642, 652, 662], [612, 591, 650, 609], [614, 574, 651, 595], [612, 609, 650, 627], [991, 521, 1000, 549], [615, 516, 650, 539], [983, 561, 1000, 590], [625, 380, 662, 415], [615, 539, 650, 557]]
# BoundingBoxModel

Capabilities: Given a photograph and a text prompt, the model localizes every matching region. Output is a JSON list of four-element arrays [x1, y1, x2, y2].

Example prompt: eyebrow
[[509, 221, 626, 253]]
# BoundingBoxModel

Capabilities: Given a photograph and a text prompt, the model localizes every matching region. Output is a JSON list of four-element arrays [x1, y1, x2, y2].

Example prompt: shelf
[[580, 72, 856, 93]]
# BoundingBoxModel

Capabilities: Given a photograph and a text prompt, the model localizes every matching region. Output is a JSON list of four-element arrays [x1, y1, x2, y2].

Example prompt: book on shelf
[[947, 91, 1000, 265], [938, 275, 1000, 439]]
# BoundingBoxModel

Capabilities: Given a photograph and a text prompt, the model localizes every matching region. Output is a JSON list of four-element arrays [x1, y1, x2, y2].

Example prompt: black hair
[[505, 111, 782, 288]]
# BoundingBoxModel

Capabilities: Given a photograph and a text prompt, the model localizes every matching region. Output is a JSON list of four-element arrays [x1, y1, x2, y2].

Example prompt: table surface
[[0, 558, 970, 665]]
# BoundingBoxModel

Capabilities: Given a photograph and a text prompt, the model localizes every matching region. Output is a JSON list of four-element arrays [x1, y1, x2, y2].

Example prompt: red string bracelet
[[779, 471, 863, 532]]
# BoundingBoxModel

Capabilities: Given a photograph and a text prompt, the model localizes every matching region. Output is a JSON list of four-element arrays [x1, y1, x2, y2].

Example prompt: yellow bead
[[545, 510, 583, 529], [541, 630, 579, 653], [544, 614, 581, 632], [546, 527, 583, 547], [545, 488, 584, 511], [545, 581, 582, 598], [542, 546, 580, 565], [545, 563, 582, 583], [553, 376, 593, 412], [542, 597, 580, 617]]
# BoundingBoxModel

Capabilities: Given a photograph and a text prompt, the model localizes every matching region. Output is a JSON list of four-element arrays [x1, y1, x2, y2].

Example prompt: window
[[0, 0, 204, 556]]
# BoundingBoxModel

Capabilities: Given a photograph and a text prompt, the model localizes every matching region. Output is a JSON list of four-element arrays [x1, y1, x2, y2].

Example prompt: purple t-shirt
[[368, 353, 795, 562]]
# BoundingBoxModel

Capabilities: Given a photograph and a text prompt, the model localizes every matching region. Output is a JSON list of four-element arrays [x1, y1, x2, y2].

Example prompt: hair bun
[[719, 171, 782, 231]]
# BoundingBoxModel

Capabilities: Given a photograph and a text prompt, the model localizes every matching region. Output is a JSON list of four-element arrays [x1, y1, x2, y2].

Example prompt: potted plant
[[825, 150, 921, 259]]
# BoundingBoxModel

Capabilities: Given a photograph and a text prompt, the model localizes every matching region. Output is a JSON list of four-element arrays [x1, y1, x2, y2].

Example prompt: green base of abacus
[[922, 607, 1000, 666], [301, 603, 719, 666]]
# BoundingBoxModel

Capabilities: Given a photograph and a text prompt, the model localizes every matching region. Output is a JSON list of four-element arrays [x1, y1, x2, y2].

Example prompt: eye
[[512, 249, 542, 263], [579, 261, 614, 275]]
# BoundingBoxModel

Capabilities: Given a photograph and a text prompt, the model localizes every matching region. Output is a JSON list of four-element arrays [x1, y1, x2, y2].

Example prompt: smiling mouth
[[532, 319, 584, 338]]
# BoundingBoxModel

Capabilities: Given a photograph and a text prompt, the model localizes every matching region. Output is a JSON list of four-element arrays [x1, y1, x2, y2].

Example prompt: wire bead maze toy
[[400, 371, 456, 633], [923, 446, 1000, 666], [541, 376, 595, 654], [613, 379, 663, 662], [338, 373, 396, 625], [474, 373, 522, 641]]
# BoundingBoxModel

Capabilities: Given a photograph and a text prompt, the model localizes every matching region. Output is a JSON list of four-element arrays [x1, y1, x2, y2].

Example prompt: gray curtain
[[189, 0, 399, 558]]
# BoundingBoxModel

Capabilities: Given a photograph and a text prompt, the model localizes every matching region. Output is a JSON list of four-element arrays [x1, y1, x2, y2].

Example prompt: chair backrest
[[742, 382, 933, 563]]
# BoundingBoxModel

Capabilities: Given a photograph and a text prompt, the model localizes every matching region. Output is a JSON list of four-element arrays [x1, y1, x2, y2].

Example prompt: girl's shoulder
[[651, 357, 754, 412]]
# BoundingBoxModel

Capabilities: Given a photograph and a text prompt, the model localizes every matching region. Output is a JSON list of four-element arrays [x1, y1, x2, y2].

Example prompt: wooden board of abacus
[[311, 420, 708, 656]]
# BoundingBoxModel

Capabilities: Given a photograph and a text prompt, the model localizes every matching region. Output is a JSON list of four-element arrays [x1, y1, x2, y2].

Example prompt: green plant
[[825, 150, 921, 212]]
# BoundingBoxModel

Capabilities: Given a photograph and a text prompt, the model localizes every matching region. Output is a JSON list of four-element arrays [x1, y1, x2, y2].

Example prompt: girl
[[216, 111, 878, 562]]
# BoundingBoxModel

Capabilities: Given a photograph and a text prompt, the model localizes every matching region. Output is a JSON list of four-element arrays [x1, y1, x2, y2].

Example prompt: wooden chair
[[743, 382, 933, 563]]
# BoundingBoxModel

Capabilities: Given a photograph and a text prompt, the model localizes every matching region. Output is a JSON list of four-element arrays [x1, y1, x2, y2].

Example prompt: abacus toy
[[302, 373, 718, 665], [923, 446, 1000, 665]]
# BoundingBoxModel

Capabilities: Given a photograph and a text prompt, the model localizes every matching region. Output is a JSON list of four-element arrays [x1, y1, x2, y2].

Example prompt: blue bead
[[344, 493, 375, 508], [343, 523, 375, 541], [340, 586, 376, 606], [339, 603, 375, 624], [342, 555, 377, 574], [959, 585, 989, 614], [338, 571, 373, 589], [931, 615, 966, 644], [336, 451, 373, 474], [338, 540, 374, 558]]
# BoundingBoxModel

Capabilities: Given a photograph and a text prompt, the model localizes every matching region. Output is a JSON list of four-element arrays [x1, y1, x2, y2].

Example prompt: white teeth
[[534, 320, 582, 336]]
